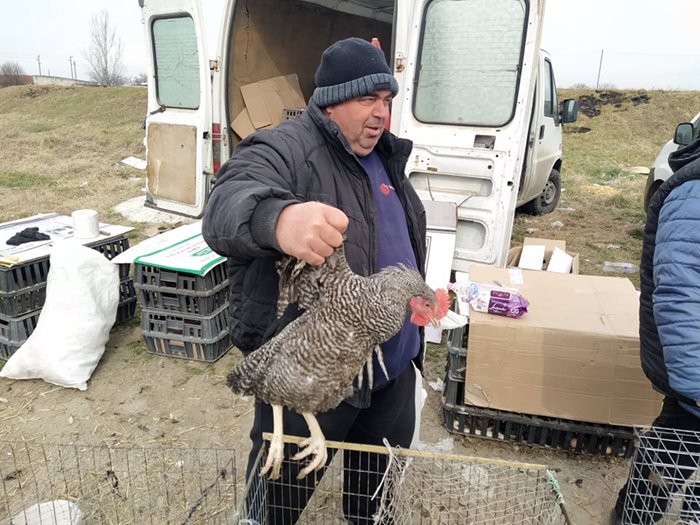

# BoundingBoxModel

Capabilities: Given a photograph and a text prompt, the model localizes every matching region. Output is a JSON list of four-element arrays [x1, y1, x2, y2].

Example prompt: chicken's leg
[[260, 404, 284, 479], [293, 412, 328, 479]]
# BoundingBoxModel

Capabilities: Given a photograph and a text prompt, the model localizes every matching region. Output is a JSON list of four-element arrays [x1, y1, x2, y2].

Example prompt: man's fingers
[[323, 206, 349, 235], [275, 202, 347, 265], [318, 223, 345, 249]]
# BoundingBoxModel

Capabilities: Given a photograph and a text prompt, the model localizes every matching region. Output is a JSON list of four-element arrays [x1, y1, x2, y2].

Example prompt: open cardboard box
[[507, 237, 579, 274], [464, 265, 662, 427], [232, 74, 306, 139]]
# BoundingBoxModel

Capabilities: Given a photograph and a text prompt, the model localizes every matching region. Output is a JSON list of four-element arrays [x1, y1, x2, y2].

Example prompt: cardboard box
[[464, 265, 662, 427], [507, 237, 580, 274], [423, 200, 457, 343], [232, 74, 306, 139]]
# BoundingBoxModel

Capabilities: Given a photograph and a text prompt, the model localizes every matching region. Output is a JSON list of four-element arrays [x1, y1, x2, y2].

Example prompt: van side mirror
[[674, 122, 694, 146], [559, 99, 578, 124]]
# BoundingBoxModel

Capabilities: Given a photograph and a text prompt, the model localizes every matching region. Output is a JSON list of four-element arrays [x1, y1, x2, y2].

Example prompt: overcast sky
[[1, 0, 699, 90]]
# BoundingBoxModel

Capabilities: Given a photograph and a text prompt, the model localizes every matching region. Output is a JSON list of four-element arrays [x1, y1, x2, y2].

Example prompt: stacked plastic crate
[[441, 325, 638, 457], [0, 236, 136, 360], [134, 261, 231, 362]]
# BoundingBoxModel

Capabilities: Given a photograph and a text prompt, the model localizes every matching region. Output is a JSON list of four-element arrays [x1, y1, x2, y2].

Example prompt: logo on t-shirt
[[379, 183, 394, 196]]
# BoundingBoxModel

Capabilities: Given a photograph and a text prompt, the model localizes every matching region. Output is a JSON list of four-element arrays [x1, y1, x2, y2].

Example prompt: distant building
[[33, 75, 98, 87]]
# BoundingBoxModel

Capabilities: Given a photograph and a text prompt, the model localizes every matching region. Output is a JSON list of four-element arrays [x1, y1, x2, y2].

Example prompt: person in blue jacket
[[611, 137, 700, 524]]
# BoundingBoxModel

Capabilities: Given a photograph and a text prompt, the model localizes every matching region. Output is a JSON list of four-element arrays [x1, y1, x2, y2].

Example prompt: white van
[[138, 0, 577, 271]]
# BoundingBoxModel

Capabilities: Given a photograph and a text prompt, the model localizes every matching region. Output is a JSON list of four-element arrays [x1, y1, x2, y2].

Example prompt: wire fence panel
[[233, 436, 564, 525], [0, 440, 239, 525], [622, 426, 700, 525]]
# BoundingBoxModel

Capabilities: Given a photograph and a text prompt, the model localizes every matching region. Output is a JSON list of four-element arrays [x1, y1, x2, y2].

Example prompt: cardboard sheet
[[233, 74, 306, 139]]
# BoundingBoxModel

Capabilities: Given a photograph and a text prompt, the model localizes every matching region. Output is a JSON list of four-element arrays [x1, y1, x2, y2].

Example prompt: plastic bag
[[0, 240, 120, 390], [451, 281, 528, 319]]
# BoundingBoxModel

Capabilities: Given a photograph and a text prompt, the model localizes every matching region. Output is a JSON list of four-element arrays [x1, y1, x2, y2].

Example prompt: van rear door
[[392, 0, 545, 271], [140, 0, 222, 217]]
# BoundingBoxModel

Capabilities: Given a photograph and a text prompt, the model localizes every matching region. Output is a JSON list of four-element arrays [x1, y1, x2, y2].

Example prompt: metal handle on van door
[[539, 125, 545, 140]]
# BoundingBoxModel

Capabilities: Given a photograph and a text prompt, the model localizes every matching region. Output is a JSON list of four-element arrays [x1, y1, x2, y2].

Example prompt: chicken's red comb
[[434, 288, 451, 319]]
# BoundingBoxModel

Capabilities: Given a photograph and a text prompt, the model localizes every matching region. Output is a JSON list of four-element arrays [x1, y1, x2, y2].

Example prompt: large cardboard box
[[507, 237, 580, 274], [232, 74, 306, 139], [465, 265, 662, 427]]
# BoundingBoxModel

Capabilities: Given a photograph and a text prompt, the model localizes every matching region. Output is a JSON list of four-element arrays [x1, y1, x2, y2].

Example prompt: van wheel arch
[[522, 168, 561, 215]]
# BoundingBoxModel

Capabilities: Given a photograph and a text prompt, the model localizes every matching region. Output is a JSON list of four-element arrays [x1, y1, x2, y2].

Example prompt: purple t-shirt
[[358, 151, 420, 390]]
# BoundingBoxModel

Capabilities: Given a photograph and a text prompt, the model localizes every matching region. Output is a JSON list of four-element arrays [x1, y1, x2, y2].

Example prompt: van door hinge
[[395, 53, 405, 73], [209, 60, 219, 72]]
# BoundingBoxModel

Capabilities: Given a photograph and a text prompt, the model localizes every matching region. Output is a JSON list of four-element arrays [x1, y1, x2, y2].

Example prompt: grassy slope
[[513, 89, 700, 287], [1, 85, 700, 287], [0, 84, 147, 229]]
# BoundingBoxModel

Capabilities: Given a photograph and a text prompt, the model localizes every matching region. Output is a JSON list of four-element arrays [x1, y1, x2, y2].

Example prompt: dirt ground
[[0, 313, 628, 524]]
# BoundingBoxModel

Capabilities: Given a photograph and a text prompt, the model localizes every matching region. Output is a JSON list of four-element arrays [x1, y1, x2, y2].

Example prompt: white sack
[[0, 240, 119, 390]]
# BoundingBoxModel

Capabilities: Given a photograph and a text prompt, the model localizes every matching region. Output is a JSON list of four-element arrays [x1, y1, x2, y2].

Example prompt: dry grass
[[513, 88, 700, 287], [0, 84, 147, 232]]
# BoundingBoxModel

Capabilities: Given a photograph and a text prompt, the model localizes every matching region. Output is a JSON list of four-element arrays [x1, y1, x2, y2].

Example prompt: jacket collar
[[669, 137, 700, 173]]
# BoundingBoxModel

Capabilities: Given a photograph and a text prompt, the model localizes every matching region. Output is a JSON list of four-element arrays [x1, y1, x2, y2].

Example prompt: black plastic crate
[[141, 304, 228, 340], [0, 258, 51, 294], [115, 297, 137, 326], [0, 339, 21, 360], [0, 309, 40, 344], [88, 236, 131, 279], [115, 278, 137, 325], [142, 331, 231, 362], [441, 374, 636, 458], [0, 235, 130, 296], [135, 262, 227, 293], [135, 280, 229, 315], [446, 326, 467, 381], [0, 282, 46, 317]]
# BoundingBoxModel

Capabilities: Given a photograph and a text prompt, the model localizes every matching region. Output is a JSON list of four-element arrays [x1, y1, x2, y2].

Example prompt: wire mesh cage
[[0, 440, 240, 525], [233, 435, 565, 525], [622, 426, 700, 525]]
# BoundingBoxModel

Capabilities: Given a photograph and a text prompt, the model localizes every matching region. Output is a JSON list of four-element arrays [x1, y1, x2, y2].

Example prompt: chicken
[[226, 244, 450, 479]]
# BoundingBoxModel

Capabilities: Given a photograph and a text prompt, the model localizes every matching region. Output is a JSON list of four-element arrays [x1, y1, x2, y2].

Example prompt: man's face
[[324, 90, 392, 157]]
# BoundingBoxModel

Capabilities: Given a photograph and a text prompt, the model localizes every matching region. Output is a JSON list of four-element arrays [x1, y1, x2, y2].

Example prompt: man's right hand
[[276, 202, 349, 265]]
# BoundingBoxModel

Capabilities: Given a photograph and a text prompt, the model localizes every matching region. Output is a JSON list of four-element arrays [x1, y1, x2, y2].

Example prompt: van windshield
[[414, 0, 527, 127]]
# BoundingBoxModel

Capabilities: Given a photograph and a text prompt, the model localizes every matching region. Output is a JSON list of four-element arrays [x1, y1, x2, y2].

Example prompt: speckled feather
[[226, 245, 436, 414]]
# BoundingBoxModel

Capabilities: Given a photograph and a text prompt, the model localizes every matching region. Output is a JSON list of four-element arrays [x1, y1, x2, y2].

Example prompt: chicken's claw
[[260, 434, 285, 480], [292, 435, 328, 479]]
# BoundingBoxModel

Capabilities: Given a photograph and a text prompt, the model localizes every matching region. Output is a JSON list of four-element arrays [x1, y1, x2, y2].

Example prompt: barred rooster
[[226, 244, 449, 479]]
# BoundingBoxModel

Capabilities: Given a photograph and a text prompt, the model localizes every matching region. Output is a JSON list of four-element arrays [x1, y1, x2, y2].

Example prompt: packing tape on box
[[72, 209, 99, 239]]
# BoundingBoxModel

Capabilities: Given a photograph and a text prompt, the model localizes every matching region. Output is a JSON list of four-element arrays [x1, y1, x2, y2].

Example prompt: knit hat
[[311, 37, 399, 107]]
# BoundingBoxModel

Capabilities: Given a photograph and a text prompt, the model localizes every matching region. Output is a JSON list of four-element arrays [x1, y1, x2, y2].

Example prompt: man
[[610, 137, 700, 524], [202, 37, 426, 524]]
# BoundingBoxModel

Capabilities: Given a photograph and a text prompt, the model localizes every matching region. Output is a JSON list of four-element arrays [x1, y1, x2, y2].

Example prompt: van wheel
[[523, 169, 561, 215]]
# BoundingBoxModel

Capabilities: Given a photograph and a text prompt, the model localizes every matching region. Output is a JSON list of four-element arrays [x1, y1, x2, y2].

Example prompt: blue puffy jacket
[[641, 138, 700, 418]]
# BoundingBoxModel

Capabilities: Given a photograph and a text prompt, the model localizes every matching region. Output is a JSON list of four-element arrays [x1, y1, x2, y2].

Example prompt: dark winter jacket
[[640, 138, 700, 418], [202, 102, 426, 407]]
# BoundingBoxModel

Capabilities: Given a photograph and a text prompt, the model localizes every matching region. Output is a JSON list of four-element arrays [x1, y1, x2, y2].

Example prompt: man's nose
[[372, 100, 390, 119]]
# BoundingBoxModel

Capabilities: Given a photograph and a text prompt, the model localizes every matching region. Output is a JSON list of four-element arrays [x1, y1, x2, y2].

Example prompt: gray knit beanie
[[311, 37, 399, 107]]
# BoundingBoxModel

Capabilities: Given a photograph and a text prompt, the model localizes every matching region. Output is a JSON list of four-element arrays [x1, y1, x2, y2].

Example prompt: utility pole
[[36, 55, 42, 76], [595, 49, 604, 90], [69, 56, 74, 79]]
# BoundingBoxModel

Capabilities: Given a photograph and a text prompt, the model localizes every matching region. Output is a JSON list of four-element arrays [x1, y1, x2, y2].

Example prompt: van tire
[[523, 169, 561, 215]]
